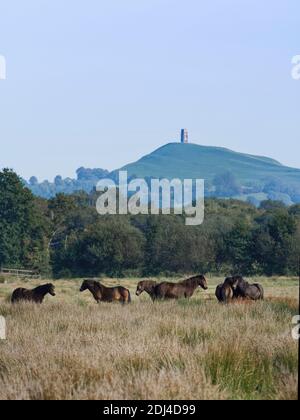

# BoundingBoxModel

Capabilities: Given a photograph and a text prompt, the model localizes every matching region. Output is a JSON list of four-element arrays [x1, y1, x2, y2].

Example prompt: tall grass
[[0, 277, 298, 400]]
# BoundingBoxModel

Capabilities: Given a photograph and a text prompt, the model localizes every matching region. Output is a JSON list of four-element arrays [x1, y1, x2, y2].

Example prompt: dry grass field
[[0, 276, 298, 400]]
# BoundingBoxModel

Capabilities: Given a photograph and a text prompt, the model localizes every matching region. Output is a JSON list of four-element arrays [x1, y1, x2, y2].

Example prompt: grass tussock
[[0, 277, 298, 400]]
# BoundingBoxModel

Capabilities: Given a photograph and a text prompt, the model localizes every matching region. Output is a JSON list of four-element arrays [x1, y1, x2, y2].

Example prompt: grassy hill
[[113, 143, 300, 204], [25, 142, 300, 204], [116, 142, 298, 183]]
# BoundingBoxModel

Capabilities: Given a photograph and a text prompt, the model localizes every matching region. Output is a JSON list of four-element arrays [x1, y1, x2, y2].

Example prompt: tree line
[[25, 166, 300, 207], [1, 169, 299, 278]]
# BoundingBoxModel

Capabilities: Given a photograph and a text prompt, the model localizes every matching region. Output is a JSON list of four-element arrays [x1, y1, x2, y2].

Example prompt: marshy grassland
[[0, 276, 298, 400]]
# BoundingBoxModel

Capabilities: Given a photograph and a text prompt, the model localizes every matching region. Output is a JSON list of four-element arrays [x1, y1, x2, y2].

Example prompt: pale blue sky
[[0, 0, 299, 180]]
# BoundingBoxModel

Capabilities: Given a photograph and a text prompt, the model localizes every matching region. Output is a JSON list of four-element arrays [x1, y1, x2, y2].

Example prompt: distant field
[[0, 276, 298, 400]]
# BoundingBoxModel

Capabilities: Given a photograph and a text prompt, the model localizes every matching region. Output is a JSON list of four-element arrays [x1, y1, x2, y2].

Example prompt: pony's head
[[197, 275, 208, 290], [45, 283, 56, 296]]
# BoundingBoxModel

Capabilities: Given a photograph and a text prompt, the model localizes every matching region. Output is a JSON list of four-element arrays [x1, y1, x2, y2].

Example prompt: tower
[[181, 129, 188, 144]]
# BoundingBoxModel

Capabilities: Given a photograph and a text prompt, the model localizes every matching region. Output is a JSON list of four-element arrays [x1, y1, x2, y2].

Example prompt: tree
[[223, 219, 253, 273], [53, 216, 145, 277], [1, 169, 299, 278], [0, 169, 50, 272], [29, 176, 38, 186], [287, 222, 300, 275], [247, 196, 260, 208], [260, 200, 286, 211], [213, 171, 242, 197], [289, 204, 300, 217], [76, 167, 109, 181], [252, 209, 297, 275], [54, 175, 63, 186]]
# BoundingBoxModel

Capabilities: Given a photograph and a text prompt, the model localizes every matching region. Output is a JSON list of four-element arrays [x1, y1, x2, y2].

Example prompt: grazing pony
[[11, 283, 56, 304], [80, 280, 131, 304], [154, 275, 208, 300], [136, 280, 157, 301], [232, 276, 264, 301]]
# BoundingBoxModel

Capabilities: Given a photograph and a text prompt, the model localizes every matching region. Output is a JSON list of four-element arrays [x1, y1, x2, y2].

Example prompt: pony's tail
[[127, 290, 131, 304], [254, 284, 264, 300], [215, 285, 222, 302], [220, 286, 231, 303]]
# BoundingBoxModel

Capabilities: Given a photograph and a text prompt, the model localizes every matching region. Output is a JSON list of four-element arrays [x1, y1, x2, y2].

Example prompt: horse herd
[[10, 274, 264, 305]]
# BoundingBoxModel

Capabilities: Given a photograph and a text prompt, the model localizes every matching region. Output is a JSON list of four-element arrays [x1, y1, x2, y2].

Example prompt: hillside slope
[[112, 143, 300, 204], [25, 143, 300, 204], [115, 143, 299, 184]]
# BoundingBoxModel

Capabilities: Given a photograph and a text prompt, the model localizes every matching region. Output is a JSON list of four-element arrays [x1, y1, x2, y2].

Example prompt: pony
[[232, 276, 264, 301], [136, 280, 157, 301], [80, 280, 131, 304], [154, 275, 208, 300], [11, 283, 56, 304]]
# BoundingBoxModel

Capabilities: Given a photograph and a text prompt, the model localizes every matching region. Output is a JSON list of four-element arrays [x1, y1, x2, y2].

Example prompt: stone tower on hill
[[180, 129, 188, 143]]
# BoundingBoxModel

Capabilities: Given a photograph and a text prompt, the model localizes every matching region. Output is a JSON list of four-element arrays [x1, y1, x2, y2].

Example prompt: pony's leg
[[122, 292, 130, 304]]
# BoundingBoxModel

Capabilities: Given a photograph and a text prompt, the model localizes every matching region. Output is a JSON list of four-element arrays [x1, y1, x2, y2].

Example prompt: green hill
[[25, 142, 300, 204], [113, 143, 300, 204]]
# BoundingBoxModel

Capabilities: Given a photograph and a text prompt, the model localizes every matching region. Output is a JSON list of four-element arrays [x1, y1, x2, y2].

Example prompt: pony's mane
[[140, 280, 156, 287], [34, 284, 51, 293], [89, 280, 102, 291], [181, 275, 202, 286], [235, 277, 249, 291], [31, 283, 52, 296], [143, 281, 157, 291]]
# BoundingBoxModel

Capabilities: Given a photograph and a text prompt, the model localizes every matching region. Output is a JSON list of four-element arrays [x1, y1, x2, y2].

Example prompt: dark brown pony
[[11, 283, 56, 304], [215, 284, 223, 301], [215, 277, 240, 303], [232, 276, 264, 301], [136, 280, 157, 301], [154, 275, 208, 300], [80, 280, 131, 304]]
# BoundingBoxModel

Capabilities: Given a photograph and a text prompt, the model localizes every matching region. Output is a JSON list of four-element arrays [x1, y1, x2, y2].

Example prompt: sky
[[0, 0, 299, 181]]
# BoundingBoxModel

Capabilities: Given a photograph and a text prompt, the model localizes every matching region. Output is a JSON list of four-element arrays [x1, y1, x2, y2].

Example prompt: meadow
[[0, 276, 298, 400]]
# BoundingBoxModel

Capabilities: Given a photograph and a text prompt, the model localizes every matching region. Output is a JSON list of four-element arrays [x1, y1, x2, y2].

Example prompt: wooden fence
[[0, 268, 41, 279]]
